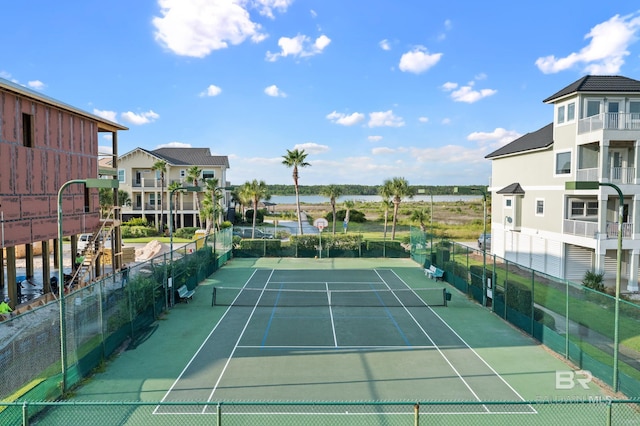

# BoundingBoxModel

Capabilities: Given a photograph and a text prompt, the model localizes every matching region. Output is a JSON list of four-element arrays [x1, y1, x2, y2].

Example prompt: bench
[[177, 285, 195, 303], [425, 265, 444, 281]]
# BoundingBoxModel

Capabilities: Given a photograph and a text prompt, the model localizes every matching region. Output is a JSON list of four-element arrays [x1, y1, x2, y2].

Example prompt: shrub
[[175, 227, 199, 239], [124, 217, 149, 226], [121, 225, 158, 238], [245, 209, 265, 224], [220, 221, 233, 229], [330, 209, 366, 223], [582, 270, 605, 292]]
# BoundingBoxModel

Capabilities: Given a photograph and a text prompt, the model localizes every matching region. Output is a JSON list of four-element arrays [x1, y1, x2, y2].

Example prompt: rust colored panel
[[3, 220, 31, 247], [32, 217, 58, 242], [0, 196, 21, 220], [0, 144, 13, 193], [49, 109, 61, 149], [21, 196, 50, 218], [46, 151, 57, 193], [32, 149, 46, 194], [34, 102, 46, 148], [1, 91, 17, 143]]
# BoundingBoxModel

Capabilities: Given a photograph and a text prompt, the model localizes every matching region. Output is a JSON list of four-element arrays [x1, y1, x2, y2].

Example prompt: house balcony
[[578, 112, 640, 134], [132, 177, 162, 188], [563, 219, 633, 238], [575, 167, 635, 185], [122, 201, 197, 212]]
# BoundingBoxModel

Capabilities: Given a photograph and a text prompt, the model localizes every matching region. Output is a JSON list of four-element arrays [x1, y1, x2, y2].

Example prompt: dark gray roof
[[543, 75, 640, 103], [496, 183, 525, 195], [150, 147, 230, 167], [485, 122, 553, 159]]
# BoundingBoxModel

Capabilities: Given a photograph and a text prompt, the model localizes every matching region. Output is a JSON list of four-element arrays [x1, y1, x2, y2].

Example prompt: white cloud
[[199, 84, 222, 97], [368, 135, 383, 142], [27, 80, 45, 90], [372, 147, 396, 155], [152, 0, 275, 58], [293, 142, 329, 154], [467, 128, 521, 150], [266, 33, 331, 61], [121, 110, 160, 125], [441, 118, 452, 125], [326, 111, 365, 126], [156, 141, 193, 148], [411, 144, 488, 164], [398, 46, 442, 74], [379, 39, 391, 50], [368, 110, 405, 128], [264, 84, 287, 97], [252, 0, 293, 19], [310, 9, 317, 18], [442, 80, 497, 103], [535, 12, 640, 74], [418, 116, 429, 123], [93, 109, 119, 122]]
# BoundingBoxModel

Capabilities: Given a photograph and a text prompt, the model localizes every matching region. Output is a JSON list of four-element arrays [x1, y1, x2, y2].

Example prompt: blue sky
[[2, 1, 640, 186]]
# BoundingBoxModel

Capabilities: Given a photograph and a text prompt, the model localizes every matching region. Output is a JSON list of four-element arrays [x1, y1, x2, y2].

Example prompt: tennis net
[[212, 287, 449, 307]]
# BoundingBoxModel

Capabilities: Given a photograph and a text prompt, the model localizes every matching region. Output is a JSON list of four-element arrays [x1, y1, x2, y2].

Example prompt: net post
[[211, 287, 216, 307], [414, 402, 420, 426]]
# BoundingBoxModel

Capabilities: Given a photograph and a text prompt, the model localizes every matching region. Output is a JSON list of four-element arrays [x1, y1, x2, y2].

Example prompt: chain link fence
[[0, 228, 233, 403], [411, 227, 640, 397], [1, 399, 639, 425]]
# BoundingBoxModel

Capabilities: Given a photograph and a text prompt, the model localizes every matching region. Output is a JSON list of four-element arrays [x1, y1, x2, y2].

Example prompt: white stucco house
[[116, 147, 230, 229], [486, 75, 640, 292]]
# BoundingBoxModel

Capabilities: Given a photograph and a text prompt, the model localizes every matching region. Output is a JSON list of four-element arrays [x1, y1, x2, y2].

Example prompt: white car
[[478, 233, 491, 250], [77, 234, 92, 252]]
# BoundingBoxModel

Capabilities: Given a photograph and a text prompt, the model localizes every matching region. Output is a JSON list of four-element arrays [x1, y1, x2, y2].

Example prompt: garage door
[[565, 244, 593, 281]]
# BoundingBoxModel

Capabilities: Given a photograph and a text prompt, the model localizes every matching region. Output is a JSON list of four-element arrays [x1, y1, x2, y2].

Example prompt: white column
[[635, 140, 640, 184], [629, 248, 639, 292], [600, 140, 609, 182]]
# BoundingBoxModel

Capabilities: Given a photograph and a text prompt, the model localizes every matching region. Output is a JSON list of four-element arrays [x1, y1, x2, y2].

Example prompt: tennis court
[[156, 265, 532, 415]]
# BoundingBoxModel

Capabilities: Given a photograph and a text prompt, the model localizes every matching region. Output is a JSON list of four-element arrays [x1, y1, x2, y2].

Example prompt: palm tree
[[379, 184, 393, 240], [383, 177, 415, 240], [151, 160, 167, 233], [167, 181, 182, 231], [240, 180, 269, 238], [185, 166, 203, 227], [410, 209, 429, 232], [282, 149, 310, 235], [343, 200, 355, 233], [320, 185, 343, 235], [202, 178, 220, 234]]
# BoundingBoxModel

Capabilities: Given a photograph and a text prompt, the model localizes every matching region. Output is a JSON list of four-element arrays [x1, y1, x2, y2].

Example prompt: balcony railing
[[606, 222, 633, 238], [132, 177, 162, 188], [127, 201, 197, 212], [575, 167, 635, 184], [578, 112, 640, 134], [563, 219, 633, 238]]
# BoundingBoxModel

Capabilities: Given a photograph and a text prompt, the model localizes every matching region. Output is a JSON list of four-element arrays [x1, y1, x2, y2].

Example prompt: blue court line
[[370, 284, 411, 347], [260, 283, 284, 347]]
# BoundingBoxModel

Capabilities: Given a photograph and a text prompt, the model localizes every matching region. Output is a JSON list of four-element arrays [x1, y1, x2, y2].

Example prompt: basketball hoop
[[318, 224, 325, 232]]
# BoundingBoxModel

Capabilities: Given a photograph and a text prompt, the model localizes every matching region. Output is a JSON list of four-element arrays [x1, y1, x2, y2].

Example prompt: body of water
[[267, 194, 481, 204]]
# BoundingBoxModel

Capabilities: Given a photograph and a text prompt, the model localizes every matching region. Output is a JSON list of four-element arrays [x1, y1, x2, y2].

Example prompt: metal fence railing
[[410, 227, 640, 398], [1, 399, 639, 425], [0, 228, 233, 403]]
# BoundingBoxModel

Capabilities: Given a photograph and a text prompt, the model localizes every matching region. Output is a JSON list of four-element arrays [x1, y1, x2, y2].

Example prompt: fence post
[[414, 402, 419, 426], [565, 279, 569, 359], [531, 269, 535, 337], [217, 403, 222, 426], [22, 401, 29, 426]]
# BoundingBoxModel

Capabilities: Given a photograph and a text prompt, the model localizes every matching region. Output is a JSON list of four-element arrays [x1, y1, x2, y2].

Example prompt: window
[[567, 102, 575, 121], [555, 151, 571, 175], [570, 200, 598, 218], [22, 113, 33, 147], [149, 194, 155, 207], [631, 101, 640, 122], [505, 199, 512, 207], [536, 199, 544, 216], [557, 106, 565, 124], [586, 100, 600, 117], [118, 169, 125, 182], [202, 170, 215, 179], [180, 169, 186, 178]]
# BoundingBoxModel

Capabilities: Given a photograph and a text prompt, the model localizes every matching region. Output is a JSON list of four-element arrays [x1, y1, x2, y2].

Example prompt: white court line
[[326, 282, 338, 347], [154, 269, 260, 415], [202, 269, 277, 411], [387, 269, 534, 413], [374, 269, 490, 413], [236, 345, 436, 350]]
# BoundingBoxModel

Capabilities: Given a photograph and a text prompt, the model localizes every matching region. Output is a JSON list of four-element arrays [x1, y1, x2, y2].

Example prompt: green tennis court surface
[[156, 266, 531, 415], [65, 258, 622, 424]]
